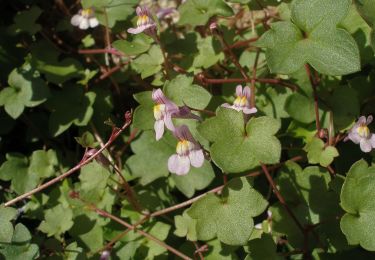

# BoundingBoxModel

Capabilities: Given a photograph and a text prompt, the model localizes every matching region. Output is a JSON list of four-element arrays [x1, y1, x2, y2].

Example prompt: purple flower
[[222, 85, 257, 114], [168, 125, 204, 175], [152, 89, 202, 141], [71, 8, 99, 30], [153, 89, 179, 140], [127, 6, 157, 36], [345, 115, 375, 153]]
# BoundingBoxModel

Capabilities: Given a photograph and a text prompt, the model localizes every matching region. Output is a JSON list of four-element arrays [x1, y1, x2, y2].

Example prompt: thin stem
[[250, 50, 260, 108], [4, 112, 133, 207], [305, 64, 321, 132], [78, 48, 125, 56], [155, 35, 170, 79], [260, 163, 305, 234], [93, 207, 192, 260]]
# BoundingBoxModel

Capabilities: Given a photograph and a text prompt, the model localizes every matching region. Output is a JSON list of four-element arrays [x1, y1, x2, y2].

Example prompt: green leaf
[[126, 131, 174, 185], [172, 161, 215, 198], [47, 85, 96, 136], [28, 150, 58, 179], [354, 0, 375, 26], [0, 206, 17, 243], [0, 153, 39, 195], [31, 40, 84, 84], [304, 137, 339, 167], [12, 6, 42, 35], [132, 91, 154, 130], [75, 131, 99, 148], [163, 75, 212, 109], [83, 0, 137, 28], [79, 161, 110, 203], [132, 45, 164, 79], [188, 177, 268, 245], [112, 34, 153, 56], [340, 160, 375, 251], [198, 108, 281, 173], [0, 63, 49, 119], [285, 93, 315, 124], [256, 0, 360, 76], [192, 35, 224, 69], [39, 204, 74, 237], [245, 234, 282, 260], [0, 223, 39, 260], [178, 0, 233, 27], [174, 212, 197, 241]]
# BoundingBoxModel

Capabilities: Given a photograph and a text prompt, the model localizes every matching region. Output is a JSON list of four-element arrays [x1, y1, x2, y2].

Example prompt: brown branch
[[4, 112, 133, 207], [250, 50, 260, 108], [78, 48, 125, 56]]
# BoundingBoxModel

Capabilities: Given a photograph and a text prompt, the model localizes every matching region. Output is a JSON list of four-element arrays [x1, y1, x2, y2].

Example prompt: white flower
[[71, 8, 99, 30], [222, 85, 257, 114], [345, 115, 375, 153]]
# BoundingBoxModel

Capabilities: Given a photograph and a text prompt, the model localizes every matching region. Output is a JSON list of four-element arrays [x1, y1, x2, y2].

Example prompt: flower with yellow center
[[222, 85, 257, 114], [128, 6, 157, 35], [346, 115, 375, 153], [168, 125, 204, 175], [71, 8, 99, 30]]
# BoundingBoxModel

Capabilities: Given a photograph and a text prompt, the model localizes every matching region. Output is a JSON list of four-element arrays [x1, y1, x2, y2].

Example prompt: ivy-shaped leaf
[[174, 211, 197, 241], [0, 206, 18, 243], [256, 0, 360, 76], [192, 36, 224, 69], [163, 75, 212, 110], [304, 137, 339, 167], [28, 150, 58, 179], [354, 0, 375, 51], [198, 108, 281, 173], [46, 85, 96, 137], [340, 160, 375, 251], [187, 177, 268, 245], [12, 6, 42, 35], [132, 45, 164, 79], [245, 234, 282, 260], [178, 0, 233, 27], [132, 91, 154, 130], [0, 223, 39, 260], [0, 63, 49, 119], [39, 204, 74, 237], [112, 34, 153, 56]]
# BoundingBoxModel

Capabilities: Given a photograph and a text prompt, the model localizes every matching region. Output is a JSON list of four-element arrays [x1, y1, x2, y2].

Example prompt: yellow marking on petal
[[137, 15, 150, 26], [153, 104, 165, 120], [176, 140, 194, 155], [233, 95, 247, 107], [81, 8, 94, 17], [357, 125, 370, 138]]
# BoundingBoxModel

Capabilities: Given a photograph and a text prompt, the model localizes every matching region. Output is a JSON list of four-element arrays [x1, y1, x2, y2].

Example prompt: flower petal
[[360, 139, 372, 153], [189, 149, 204, 168], [370, 134, 375, 148], [367, 115, 373, 125], [221, 103, 232, 108], [348, 131, 361, 144], [168, 154, 190, 175], [154, 120, 164, 140], [89, 17, 99, 28], [358, 116, 367, 125], [235, 85, 243, 97], [243, 86, 251, 99], [163, 113, 175, 131], [71, 14, 83, 26], [79, 18, 89, 30], [127, 27, 145, 34], [243, 107, 258, 114]]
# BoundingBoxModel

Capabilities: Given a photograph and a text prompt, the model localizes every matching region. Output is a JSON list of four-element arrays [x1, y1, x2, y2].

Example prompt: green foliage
[[304, 137, 339, 167], [340, 160, 375, 251], [256, 0, 360, 75], [198, 108, 281, 173], [188, 177, 268, 245], [0, 0, 374, 258]]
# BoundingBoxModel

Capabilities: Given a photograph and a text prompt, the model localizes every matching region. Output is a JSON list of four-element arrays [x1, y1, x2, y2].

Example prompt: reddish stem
[[305, 64, 321, 132], [78, 48, 125, 56]]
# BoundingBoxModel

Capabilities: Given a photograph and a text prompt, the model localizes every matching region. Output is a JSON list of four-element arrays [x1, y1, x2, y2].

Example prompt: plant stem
[[250, 50, 260, 108], [4, 112, 133, 207], [305, 64, 321, 132]]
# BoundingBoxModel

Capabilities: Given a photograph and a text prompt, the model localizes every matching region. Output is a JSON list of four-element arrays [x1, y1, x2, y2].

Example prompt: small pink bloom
[[222, 85, 257, 114], [345, 115, 375, 153], [127, 6, 157, 36], [153, 89, 179, 140], [152, 89, 202, 140], [168, 125, 204, 175]]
